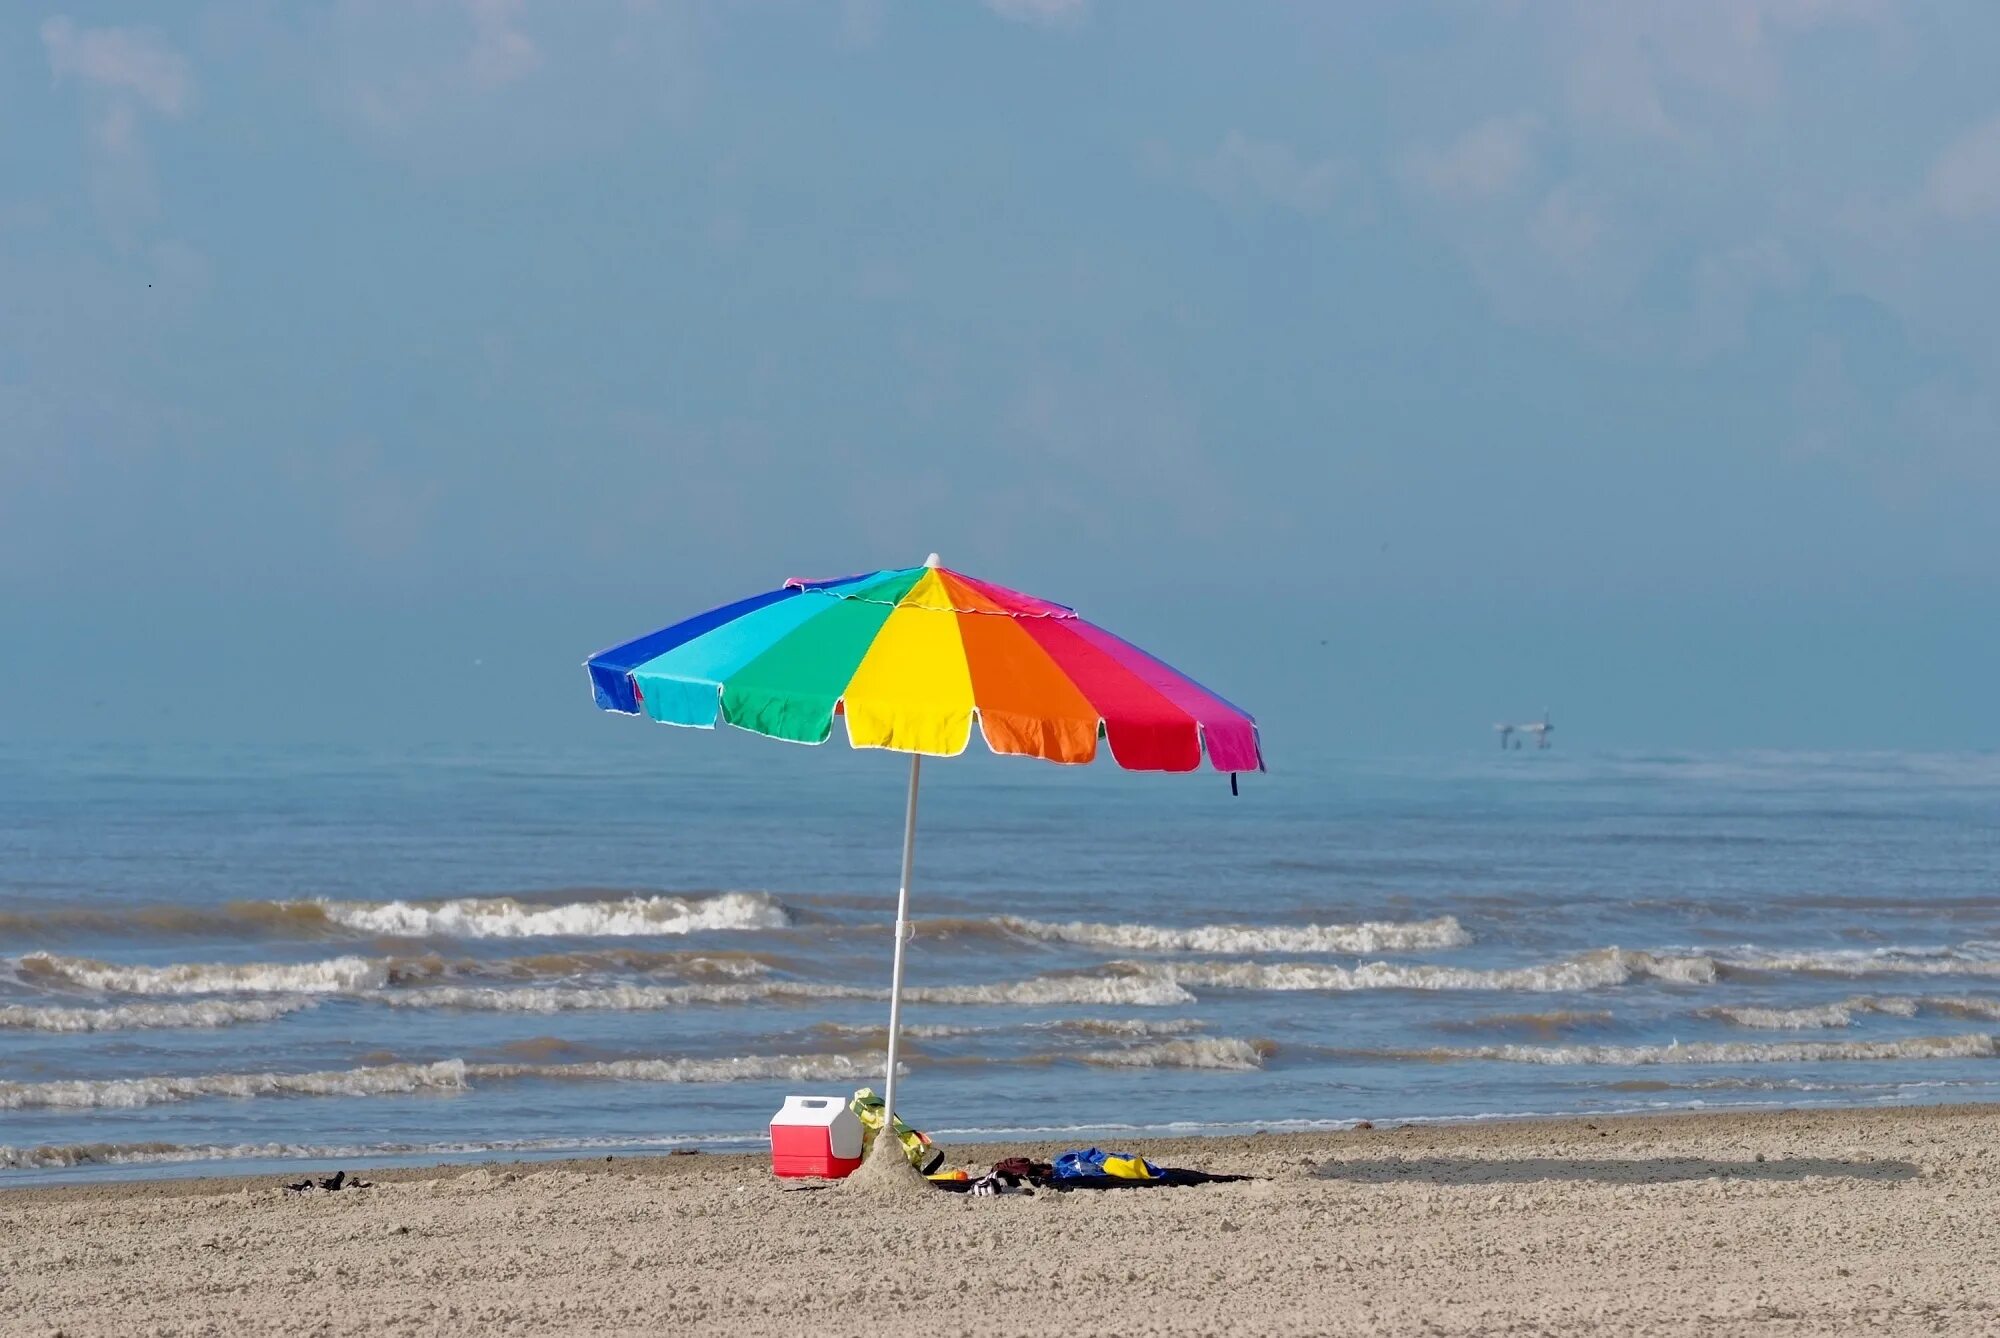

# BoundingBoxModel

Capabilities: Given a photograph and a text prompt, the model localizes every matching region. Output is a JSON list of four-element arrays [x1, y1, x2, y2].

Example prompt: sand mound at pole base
[[845, 1129, 930, 1197]]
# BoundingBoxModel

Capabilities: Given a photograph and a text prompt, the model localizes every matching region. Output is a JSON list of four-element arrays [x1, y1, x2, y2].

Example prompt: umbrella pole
[[880, 752, 922, 1141]]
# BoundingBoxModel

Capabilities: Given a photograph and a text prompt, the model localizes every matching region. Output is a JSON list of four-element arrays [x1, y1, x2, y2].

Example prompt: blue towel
[[1052, 1148, 1108, 1179], [1056, 1144, 1136, 1176]]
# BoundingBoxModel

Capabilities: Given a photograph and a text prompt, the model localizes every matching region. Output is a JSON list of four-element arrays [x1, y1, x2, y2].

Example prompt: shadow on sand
[[1316, 1156, 1920, 1186]]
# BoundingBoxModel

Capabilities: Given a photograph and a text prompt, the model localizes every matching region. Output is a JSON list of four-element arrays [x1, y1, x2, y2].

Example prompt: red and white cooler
[[769, 1095, 864, 1178]]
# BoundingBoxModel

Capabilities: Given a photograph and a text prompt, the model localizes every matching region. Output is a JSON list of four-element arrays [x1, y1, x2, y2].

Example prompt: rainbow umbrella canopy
[[585, 555, 1262, 1134]]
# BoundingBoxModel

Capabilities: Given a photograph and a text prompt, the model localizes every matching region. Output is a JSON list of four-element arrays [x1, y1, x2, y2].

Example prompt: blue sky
[[3, 2, 1996, 752]]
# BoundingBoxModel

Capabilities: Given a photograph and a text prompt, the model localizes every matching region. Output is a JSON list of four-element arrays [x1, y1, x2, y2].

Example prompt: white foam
[[997, 914, 1472, 954], [1720, 946, 2000, 979], [468, 1055, 868, 1085], [377, 982, 866, 1012], [631, 954, 769, 979], [833, 1022, 988, 1040], [813, 1017, 1204, 1042], [810, 1021, 997, 1042], [310, 891, 788, 938], [1, 1140, 247, 1171], [904, 974, 1195, 1007], [376, 970, 1194, 1012], [1398, 1033, 1998, 1066], [410, 952, 776, 982], [1153, 948, 1715, 995], [1630, 952, 1724, 985], [1709, 1002, 1860, 1031], [1705, 996, 1921, 1030], [0, 997, 315, 1032], [0, 1059, 469, 1110], [1044, 1017, 1206, 1038], [19, 952, 388, 995], [1079, 1038, 1267, 1071]]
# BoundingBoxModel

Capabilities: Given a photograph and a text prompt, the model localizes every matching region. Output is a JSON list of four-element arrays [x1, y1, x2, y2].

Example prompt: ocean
[[4, 737, 1998, 1186]]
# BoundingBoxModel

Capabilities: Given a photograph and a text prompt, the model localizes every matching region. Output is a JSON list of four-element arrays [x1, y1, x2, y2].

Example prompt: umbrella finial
[[924, 552, 941, 569]]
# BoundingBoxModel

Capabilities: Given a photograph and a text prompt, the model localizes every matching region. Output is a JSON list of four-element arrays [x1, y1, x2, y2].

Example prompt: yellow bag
[[848, 1087, 942, 1173]]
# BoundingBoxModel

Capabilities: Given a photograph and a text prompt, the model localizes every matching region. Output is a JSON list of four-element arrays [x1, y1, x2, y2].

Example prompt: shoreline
[[7, 1101, 2000, 1334], [5, 1096, 1999, 1200], [3, 1096, 2000, 1200]]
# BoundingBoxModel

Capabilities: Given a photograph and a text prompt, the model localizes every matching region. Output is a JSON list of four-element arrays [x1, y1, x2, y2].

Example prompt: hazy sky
[[4, 2, 1996, 753]]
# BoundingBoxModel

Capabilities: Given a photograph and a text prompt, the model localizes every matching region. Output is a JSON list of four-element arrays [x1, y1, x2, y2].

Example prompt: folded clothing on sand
[[991, 1157, 1049, 1180], [930, 1171, 1031, 1196]]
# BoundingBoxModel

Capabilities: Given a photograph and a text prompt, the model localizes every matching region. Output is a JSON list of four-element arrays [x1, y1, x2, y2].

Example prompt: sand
[[843, 1123, 933, 1197], [5, 1103, 2000, 1336]]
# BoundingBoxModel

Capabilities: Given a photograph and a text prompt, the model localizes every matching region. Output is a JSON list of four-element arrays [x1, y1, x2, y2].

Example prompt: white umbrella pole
[[880, 752, 922, 1141]]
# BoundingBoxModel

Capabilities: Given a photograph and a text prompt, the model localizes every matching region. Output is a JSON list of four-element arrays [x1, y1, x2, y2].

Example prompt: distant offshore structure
[[1494, 711, 1553, 750]]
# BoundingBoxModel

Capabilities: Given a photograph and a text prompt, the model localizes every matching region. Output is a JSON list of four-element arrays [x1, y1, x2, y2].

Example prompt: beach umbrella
[[584, 554, 1262, 1135]]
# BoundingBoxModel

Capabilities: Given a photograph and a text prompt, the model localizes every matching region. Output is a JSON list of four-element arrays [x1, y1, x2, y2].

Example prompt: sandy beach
[[5, 1103, 1997, 1336]]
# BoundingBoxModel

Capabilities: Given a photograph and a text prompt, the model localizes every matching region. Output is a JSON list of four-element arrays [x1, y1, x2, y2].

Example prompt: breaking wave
[[1151, 948, 1716, 994], [18, 953, 388, 996], [810, 1021, 988, 1042], [382, 949, 774, 985], [1704, 996, 1920, 1030], [0, 1060, 470, 1110], [1044, 1016, 1205, 1038], [376, 969, 1194, 1012], [1719, 947, 2000, 979], [12, 948, 776, 998], [1382, 1033, 1999, 1066], [1703, 994, 2000, 1029], [2, 1140, 254, 1171], [995, 915, 1471, 954], [1931, 997, 2000, 1021], [0, 997, 316, 1032], [0, 892, 790, 943], [906, 973, 1194, 1007], [810, 1017, 1205, 1044], [0, 1051, 883, 1114], [1077, 1038, 1269, 1071], [465, 1055, 867, 1085], [376, 983, 861, 1012], [309, 891, 789, 938]]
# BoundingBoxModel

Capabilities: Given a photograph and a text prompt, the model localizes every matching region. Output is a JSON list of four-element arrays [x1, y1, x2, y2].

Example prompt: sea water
[[3, 738, 1998, 1185]]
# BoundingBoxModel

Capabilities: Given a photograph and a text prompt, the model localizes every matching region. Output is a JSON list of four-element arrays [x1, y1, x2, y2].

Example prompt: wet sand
[[5, 1103, 1998, 1336]]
